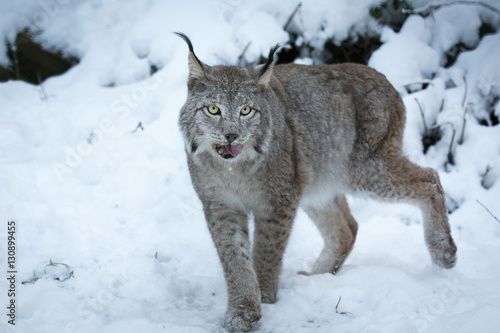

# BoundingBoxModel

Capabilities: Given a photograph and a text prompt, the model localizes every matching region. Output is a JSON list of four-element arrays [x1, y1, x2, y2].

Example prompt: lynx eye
[[207, 105, 220, 115], [240, 106, 252, 116]]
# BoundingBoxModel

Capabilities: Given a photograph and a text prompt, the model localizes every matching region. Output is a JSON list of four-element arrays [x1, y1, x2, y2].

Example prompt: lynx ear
[[174, 32, 207, 87], [255, 44, 280, 92]]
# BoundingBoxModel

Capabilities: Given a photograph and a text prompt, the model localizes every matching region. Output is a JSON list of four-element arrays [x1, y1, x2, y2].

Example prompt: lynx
[[175, 32, 456, 332]]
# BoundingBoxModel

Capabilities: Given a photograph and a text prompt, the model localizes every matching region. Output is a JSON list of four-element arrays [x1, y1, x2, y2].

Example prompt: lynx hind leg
[[302, 196, 358, 275], [418, 167, 457, 268], [354, 157, 457, 269]]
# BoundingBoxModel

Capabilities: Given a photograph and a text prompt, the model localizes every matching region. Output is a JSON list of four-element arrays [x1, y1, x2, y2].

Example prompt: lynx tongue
[[219, 144, 243, 157]]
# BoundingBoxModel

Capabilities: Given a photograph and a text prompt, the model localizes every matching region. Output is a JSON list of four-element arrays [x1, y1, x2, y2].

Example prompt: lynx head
[[176, 32, 279, 163]]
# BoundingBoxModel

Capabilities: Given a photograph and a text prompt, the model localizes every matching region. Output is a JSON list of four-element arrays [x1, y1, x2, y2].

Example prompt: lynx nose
[[225, 134, 238, 144]]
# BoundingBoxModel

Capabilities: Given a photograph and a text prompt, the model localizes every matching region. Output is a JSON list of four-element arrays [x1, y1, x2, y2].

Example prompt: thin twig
[[403, 1, 500, 17], [448, 129, 456, 165], [480, 165, 492, 189], [440, 122, 456, 165], [415, 98, 428, 134], [458, 76, 468, 144], [21, 271, 40, 285], [476, 200, 500, 224], [237, 42, 251, 66], [37, 73, 48, 101], [7, 42, 20, 79], [461, 76, 468, 108], [335, 296, 342, 313], [458, 103, 470, 145], [283, 3, 302, 31], [44, 259, 71, 273], [335, 296, 353, 317], [404, 80, 433, 91], [132, 121, 144, 133]]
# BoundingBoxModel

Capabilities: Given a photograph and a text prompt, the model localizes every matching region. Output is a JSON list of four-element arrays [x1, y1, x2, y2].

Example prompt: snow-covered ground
[[1, 1, 500, 332]]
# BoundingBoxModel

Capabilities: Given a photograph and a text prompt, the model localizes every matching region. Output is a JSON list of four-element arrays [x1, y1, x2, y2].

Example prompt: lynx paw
[[430, 237, 457, 269], [261, 292, 276, 304], [224, 303, 261, 332]]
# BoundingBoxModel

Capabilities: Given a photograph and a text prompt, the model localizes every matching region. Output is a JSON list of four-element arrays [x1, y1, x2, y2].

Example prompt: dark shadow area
[[0, 29, 79, 84]]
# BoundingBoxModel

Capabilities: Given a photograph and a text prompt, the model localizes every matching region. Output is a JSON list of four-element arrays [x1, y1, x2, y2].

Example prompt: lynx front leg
[[204, 203, 261, 332], [253, 206, 296, 304]]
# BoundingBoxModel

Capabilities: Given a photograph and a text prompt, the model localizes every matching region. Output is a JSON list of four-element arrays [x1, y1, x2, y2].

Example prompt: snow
[[1, 1, 500, 332], [369, 17, 441, 92]]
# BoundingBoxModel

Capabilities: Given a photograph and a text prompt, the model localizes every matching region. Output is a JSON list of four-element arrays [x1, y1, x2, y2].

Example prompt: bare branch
[[476, 200, 500, 224], [403, 1, 500, 18], [448, 128, 456, 165], [404, 80, 433, 90], [461, 76, 468, 108], [458, 103, 471, 145], [415, 98, 428, 134], [284, 3, 302, 31], [335, 296, 353, 317], [440, 122, 456, 165], [480, 165, 492, 189], [457, 76, 468, 144], [37, 73, 48, 101], [132, 122, 144, 133], [237, 42, 251, 66]]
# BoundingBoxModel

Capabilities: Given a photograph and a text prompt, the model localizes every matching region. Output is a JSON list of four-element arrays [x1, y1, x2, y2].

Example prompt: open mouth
[[216, 144, 244, 159]]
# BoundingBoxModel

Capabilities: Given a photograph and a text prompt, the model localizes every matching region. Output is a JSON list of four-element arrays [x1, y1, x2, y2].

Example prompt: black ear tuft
[[174, 32, 194, 55], [258, 44, 280, 78], [255, 44, 279, 91], [173, 32, 192, 49], [174, 32, 207, 87], [174, 32, 203, 66]]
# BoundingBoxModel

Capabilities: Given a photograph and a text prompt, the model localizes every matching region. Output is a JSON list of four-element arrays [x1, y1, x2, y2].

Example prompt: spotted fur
[[176, 33, 457, 332]]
